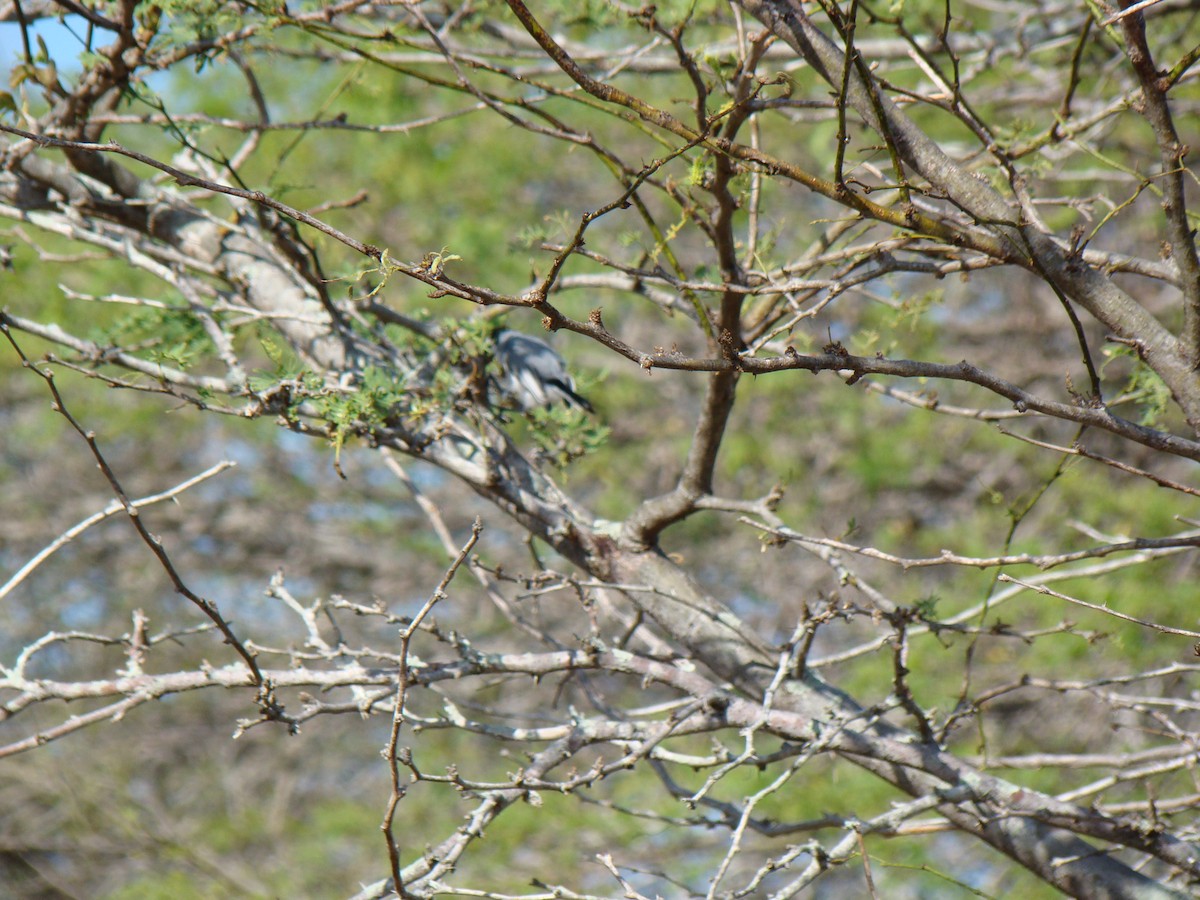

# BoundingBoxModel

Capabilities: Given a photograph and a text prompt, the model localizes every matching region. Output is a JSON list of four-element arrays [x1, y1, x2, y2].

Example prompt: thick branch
[[736, 0, 1200, 431]]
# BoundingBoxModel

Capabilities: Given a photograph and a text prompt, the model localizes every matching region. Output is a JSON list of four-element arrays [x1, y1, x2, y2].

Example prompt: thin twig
[[382, 519, 482, 897]]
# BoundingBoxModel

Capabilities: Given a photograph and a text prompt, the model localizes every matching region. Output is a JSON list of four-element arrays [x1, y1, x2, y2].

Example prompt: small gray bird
[[493, 329, 593, 413]]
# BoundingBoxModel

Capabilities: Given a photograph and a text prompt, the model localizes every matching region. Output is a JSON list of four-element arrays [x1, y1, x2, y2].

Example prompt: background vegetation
[[2, 1, 1200, 897]]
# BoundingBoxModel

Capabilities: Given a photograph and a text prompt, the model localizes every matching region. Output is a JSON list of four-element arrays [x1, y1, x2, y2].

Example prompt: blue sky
[[1, 12, 89, 76]]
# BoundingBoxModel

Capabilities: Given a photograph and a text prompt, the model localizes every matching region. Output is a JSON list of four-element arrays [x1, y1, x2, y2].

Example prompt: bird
[[493, 328, 594, 413]]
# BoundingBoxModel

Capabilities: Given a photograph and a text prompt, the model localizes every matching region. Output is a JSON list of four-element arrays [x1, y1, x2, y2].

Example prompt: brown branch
[[735, 0, 1200, 431], [998, 573, 1200, 640], [383, 519, 481, 897], [742, 519, 1200, 572], [1, 321, 270, 692], [0, 460, 237, 602], [1112, 0, 1200, 359], [552, 330, 1200, 461], [0, 123, 384, 259]]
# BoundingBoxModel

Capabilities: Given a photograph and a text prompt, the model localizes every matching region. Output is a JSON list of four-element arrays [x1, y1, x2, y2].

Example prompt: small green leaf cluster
[[151, 0, 263, 48], [316, 365, 409, 459], [95, 305, 216, 370], [525, 405, 610, 470], [1103, 344, 1172, 426]]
